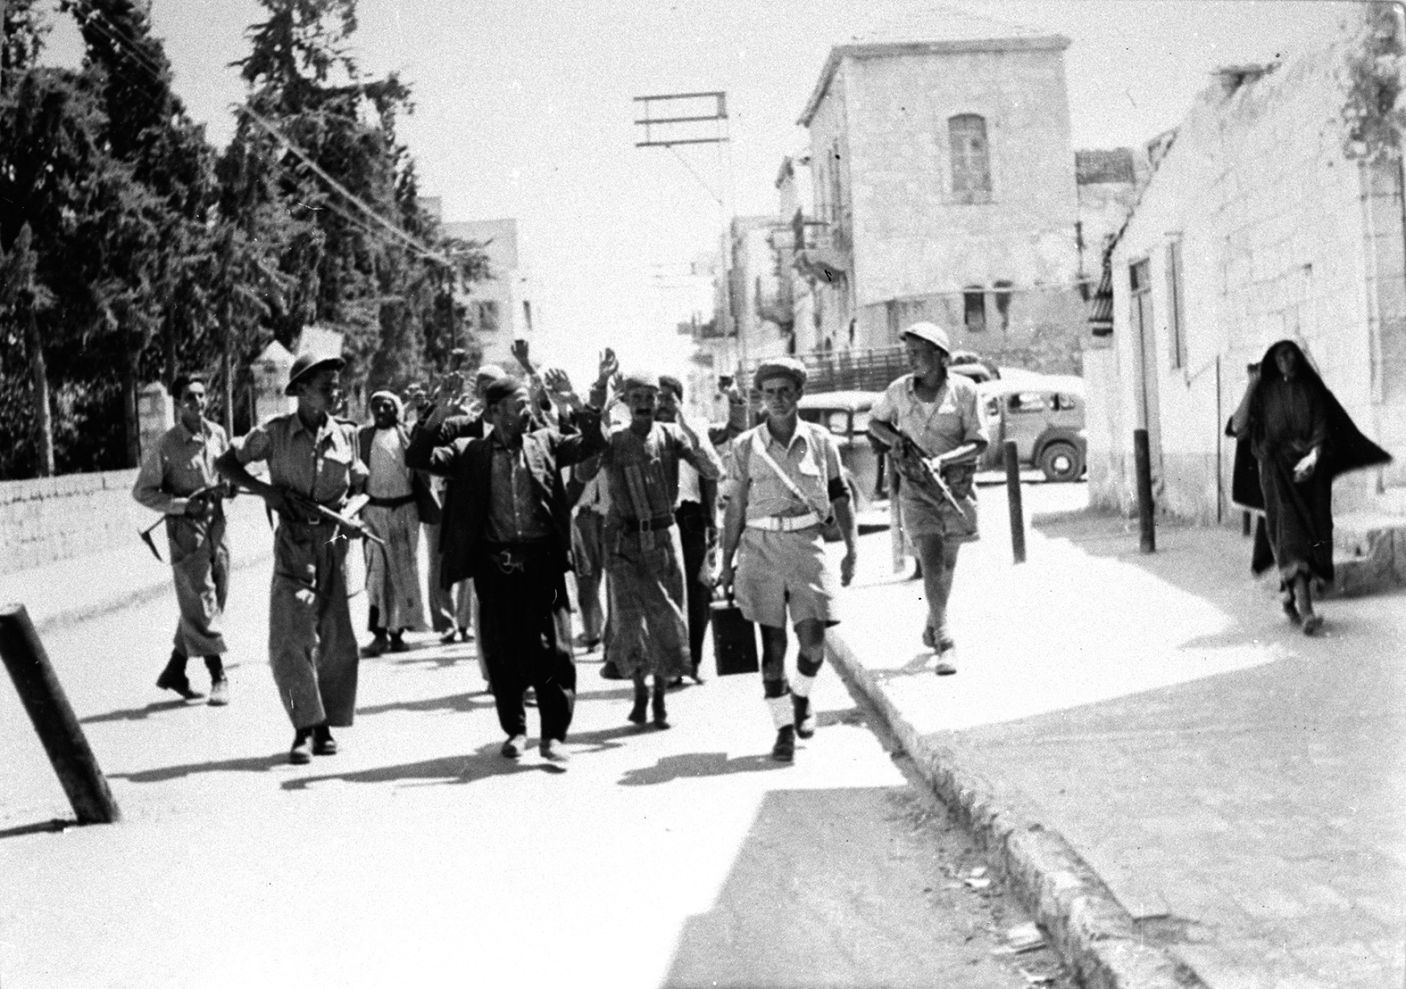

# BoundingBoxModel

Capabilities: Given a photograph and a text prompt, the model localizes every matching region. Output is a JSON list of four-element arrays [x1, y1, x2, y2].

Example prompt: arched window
[[948, 114, 991, 204]]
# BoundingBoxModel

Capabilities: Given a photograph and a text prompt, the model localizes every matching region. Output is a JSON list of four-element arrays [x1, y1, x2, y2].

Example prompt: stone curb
[[825, 632, 1207, 989]]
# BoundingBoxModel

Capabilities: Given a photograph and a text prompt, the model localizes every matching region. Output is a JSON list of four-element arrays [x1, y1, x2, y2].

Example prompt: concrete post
[[0, 604, 121, 825], [1004, 439, 1026, 564]]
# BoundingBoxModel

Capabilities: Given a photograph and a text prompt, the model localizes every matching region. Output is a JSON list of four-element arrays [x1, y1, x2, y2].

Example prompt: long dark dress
[[1226, 340, 1392, 587], [1254, 377, 1332, 583]]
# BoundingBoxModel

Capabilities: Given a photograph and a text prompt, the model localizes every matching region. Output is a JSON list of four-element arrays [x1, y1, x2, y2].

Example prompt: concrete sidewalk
[[0, 497, 275, 636], [825, 486, 1406, 989]]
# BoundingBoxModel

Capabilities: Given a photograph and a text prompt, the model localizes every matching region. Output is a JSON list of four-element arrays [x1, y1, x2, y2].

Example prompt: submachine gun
[[866, 420, 974, 529]]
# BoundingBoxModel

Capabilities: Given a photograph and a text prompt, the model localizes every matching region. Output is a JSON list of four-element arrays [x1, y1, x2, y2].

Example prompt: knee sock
[[204, 655, 225, 680]]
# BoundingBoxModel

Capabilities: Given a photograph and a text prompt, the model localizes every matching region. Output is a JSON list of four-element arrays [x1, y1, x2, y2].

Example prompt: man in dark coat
[[407, 368, 606, 763], [1227, 338, 1391, 634]]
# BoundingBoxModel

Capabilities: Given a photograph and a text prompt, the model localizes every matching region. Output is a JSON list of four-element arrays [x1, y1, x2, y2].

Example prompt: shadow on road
[[0, 818, 73, 842], [80, 699, 193, 724], [356, 690, 495, 717], [280, 742, 552, 790], [111, 752, 290, 783], [618, 751, 791, 786]]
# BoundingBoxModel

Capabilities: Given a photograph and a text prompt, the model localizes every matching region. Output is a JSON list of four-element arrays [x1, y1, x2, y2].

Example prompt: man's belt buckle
[[492, 549, 525, 574]]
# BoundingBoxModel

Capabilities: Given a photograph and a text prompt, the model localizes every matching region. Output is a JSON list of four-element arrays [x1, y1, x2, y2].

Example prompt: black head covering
[[1226, 339, 1391, 513]]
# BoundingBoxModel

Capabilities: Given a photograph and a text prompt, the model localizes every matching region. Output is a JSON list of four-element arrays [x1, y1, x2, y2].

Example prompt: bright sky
[[40, 0, 1358, 381]]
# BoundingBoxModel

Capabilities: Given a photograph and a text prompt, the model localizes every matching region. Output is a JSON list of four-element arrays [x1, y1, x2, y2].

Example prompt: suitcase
[[710, 596, 759, 676]]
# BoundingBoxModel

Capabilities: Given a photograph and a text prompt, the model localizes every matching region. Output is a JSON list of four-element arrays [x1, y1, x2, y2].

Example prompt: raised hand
[[511, 338, 533, 372], [542, 366, 574, 397], [597, 347, 619, 386]]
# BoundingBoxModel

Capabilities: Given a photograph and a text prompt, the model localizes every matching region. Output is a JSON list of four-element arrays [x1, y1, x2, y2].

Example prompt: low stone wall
[[0, 470, 147, 576]]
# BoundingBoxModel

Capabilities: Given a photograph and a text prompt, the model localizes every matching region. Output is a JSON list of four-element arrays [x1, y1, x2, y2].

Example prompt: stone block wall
[[0, 470, 147, 576], [1104, 5, 1400, 522]]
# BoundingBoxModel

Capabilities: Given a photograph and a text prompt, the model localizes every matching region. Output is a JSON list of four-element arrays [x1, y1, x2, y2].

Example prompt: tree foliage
[[0, 0, 488, 479]]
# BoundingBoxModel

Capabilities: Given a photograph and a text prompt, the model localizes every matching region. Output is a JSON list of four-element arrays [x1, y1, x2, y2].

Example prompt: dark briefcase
[[710, 596, 759, 676]]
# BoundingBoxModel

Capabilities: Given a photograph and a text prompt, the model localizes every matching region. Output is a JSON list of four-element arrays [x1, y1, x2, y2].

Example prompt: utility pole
[[631, 91, 743, 376]]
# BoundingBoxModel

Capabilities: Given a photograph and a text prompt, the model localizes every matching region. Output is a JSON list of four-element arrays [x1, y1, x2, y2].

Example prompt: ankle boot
[[628, 680, 648, 725], [312, 723, 337, 756], [651, 680, 670, 729], [156, 651, 200, 700]]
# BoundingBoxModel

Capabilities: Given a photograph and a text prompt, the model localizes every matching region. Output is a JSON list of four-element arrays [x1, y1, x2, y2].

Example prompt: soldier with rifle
[[869, 322, 988, 676], [215, 352, 371, 765], [132, 372, 234, 706]]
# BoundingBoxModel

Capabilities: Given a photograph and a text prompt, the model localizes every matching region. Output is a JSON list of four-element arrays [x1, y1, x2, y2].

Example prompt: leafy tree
[[0, 61, 156, 477], [226, 0, 488, 408], [63, 0, 220, 459]]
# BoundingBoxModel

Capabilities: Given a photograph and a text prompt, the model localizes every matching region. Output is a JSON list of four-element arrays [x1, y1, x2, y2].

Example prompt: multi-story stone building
[[421, 199, 536, 368], [790, 11, 1137, 374]]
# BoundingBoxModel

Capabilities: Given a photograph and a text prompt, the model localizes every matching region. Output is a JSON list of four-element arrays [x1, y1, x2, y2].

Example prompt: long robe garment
[[1226, 339, 1392, 586]]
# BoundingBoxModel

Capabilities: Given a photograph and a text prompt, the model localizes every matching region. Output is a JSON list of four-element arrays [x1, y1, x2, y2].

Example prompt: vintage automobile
[[796, 389, 885, 507], [976, 375, 1087, 482]]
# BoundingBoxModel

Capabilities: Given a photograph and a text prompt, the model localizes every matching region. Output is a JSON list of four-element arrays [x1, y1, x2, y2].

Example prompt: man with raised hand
[[407, 365, 605, 764]]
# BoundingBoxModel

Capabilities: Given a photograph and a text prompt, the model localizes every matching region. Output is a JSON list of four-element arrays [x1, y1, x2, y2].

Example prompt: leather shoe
[[208, 678, 229, 707], [771, 726, 796, 762], [156, 667, 202, 701], [312, 725, 337, 756], [500, 734, 527, 758], [540, 739, 570, 764], [362, 635, 389, 658], [600, 661, 624, 680], [289, 730, 313, 765]]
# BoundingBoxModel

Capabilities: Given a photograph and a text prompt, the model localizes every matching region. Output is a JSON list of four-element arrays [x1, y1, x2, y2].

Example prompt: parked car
[[797, 390, 885, 507], [977, 375, 1087, 482]]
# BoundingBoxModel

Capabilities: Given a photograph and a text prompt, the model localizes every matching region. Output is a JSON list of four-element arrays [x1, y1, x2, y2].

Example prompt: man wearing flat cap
[[720, 357, 857, 763], [408, 362, 607, 764], [588, 364, 722, 731], [216, 352, 369, 764], [870, 321, 988, 675]]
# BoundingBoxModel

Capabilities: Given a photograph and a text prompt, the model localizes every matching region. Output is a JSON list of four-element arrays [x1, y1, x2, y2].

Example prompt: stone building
[[421, 199, 536, 368], [792, 10, 1137, 373], [1088, 3, 1406, 529]]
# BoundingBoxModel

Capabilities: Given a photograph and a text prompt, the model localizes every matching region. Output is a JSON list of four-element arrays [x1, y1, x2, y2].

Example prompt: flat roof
[[799, 33, 1070, 126]]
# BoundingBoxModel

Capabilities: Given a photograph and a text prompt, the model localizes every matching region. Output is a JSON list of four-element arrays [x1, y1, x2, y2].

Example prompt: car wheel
[[1038, 442, 1083, 483]]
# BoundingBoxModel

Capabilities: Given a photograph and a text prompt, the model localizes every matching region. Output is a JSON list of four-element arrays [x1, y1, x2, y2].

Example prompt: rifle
[[138, 485, 221, 562], [277, 489, 385, 547], [867, 420, 973, 527]]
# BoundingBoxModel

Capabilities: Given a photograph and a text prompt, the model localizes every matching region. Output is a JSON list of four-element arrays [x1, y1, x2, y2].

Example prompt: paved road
[[1, 549, 1070, 988]]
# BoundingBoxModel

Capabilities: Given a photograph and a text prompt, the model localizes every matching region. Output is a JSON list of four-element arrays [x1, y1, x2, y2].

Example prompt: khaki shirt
[[870, 373, 988, 457], [233, 412, 367, 507], [132, 419, 229, 515], [726, 420, 842, 522]]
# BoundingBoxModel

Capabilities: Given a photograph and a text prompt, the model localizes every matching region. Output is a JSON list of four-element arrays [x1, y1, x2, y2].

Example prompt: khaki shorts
[[734, 527, 839, 629]]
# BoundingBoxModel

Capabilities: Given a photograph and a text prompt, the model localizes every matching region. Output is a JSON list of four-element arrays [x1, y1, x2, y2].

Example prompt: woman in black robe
[[1227, 339, 1391, 635]]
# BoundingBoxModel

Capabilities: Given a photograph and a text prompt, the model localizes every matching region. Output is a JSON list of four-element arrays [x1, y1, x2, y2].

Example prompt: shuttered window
[[949, 114, 992, 204]]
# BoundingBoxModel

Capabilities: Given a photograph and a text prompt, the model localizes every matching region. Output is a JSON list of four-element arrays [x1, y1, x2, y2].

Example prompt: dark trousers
[[675, 501, 712, 672], [475, 549, 577, 741]]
